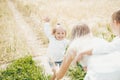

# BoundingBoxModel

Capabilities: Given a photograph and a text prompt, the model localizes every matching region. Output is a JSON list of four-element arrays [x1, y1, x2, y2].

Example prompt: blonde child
[[43, 17, 69, 68]]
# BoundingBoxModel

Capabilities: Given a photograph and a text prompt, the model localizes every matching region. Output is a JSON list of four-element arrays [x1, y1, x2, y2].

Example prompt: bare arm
[[74, 49, 92, 65], [55, 50, 76, 79], [55, 49, 92, 79]]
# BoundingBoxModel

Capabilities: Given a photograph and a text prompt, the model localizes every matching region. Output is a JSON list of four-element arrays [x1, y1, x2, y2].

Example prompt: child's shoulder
[[63, 38, 70, 43]]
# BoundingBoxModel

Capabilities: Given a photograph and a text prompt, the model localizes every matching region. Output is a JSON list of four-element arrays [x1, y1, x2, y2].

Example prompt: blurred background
[[0, 0, 120, 67]]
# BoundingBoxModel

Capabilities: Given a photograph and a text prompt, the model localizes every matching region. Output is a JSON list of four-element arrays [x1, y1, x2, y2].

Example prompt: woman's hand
[[82, 49, 92, 55], [83, 66, 87, 72], [50, 67, 56, 80]]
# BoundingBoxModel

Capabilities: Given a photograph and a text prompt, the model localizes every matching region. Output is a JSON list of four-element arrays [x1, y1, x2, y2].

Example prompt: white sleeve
[[92, 38, 109, 55], [110, 38, 120, 52], [44, 22, 52, 39], [92, 38, 120, 55], [92, 43, 110, 55]]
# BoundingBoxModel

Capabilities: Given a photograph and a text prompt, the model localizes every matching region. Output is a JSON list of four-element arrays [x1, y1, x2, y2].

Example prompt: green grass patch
[[0, 56, 50, 80], [67, 63, 86, 80], [92, 23, 115, 42]]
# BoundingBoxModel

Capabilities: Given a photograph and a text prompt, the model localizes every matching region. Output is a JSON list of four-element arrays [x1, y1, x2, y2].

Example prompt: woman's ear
[[113, 20, 117, 24], [113, 20, 120, 26]]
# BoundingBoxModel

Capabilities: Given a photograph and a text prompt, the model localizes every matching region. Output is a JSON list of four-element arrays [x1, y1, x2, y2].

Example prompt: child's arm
[[43, 17, 52, 39]]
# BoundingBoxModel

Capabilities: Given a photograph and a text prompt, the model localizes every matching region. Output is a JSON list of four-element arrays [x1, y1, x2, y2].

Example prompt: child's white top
[[44, 22, 69, 62]]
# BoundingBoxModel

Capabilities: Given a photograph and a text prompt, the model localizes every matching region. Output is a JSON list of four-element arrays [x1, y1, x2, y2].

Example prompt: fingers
[[50, 74, 56, 80], [83, 66, 87, 72], [51, 68, 57, 80], [43, 17, 50, 22]]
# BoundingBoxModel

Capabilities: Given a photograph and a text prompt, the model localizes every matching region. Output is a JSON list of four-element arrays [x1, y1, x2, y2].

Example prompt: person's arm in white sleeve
[[44, 22, 52, 39], [92, 38, 120, 55], [92, 43, 109, 55], [91, 37, 109, 55]]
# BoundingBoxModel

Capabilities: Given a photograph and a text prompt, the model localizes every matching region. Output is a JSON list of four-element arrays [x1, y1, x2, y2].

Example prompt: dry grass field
[[0, 0, 31, 65], [12, 0, 120, 40], [0, 0, 120, 65]]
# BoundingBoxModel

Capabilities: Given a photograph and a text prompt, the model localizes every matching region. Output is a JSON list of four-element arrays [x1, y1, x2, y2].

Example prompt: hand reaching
[[50, 67, 57, 80], [83, 66, 87, 72], [43, 17, 50, 22]]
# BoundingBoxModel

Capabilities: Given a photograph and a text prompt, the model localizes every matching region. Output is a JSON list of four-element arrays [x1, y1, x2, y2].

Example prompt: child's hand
[[43, 17, 50, 22]]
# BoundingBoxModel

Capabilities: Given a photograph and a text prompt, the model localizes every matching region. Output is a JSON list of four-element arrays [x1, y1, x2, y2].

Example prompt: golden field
[[0, 0, 120, 64]]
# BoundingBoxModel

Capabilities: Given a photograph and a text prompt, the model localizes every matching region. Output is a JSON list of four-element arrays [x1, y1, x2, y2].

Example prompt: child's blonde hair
[[71, 24, 90, 40], [52, 23, 67, 35]]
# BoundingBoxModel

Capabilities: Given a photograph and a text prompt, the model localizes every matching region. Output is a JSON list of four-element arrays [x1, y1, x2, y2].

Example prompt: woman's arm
[[56, 50, 92, 79], [82, 49, 92, 55], [55, 50, 76, 79]]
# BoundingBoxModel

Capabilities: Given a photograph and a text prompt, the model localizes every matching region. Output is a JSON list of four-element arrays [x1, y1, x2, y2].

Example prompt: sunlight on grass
[[1, 0, 120, 64], [12, 0, 120, 42], [0, 0, 31, 64], [0, 0, 119, 79]]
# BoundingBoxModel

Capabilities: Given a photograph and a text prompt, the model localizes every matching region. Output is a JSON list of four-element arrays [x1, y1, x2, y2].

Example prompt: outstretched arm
[[55, 50, 76, 80], [43, 17, 52, 39], [55, 49, 92, 79]]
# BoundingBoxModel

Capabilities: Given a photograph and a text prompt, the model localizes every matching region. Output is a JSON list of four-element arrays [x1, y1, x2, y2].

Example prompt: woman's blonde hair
[[71, 24, 90, 40]]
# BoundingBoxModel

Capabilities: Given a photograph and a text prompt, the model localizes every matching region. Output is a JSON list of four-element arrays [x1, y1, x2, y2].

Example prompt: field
[[12, 0, 120, 40], [0, 0, 31, 65], [0, 0, 120, 79]]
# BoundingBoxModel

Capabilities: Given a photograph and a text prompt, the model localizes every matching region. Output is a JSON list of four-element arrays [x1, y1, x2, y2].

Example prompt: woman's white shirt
[[86, 37, 120, 80], [93, 37, 120, 54]]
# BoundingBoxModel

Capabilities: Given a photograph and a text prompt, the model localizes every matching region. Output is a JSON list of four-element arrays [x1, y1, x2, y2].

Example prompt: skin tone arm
[[70, 49, 92, 72], [43, 17, 50, 22], [76, 49, 92, 62], [54, 50, 76, 80], [53, 50, 92, 80], [50, 68, 56, 80]]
